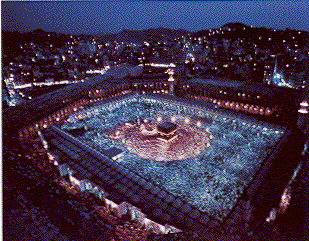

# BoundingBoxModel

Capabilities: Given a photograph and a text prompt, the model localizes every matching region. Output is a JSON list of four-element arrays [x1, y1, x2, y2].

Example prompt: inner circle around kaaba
[[109, 119, 212, 162]]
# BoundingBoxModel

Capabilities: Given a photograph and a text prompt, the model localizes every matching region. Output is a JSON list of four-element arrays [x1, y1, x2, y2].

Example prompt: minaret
[[272, 58, 292, 87], [167, 67, 175, 95], [274, 58, 278, 73]]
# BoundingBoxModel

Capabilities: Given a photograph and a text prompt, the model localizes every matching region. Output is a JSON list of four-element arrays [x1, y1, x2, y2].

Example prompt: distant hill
[[2, 29, 71, 58], [1, 27, 189, 57], [98, 27, 190, 43], [221, 22, 250, 30]]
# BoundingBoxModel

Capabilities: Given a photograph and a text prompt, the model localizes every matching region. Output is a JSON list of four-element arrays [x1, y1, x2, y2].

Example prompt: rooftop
[[191, 78, 243, 88], [104, 147, 124, 160]]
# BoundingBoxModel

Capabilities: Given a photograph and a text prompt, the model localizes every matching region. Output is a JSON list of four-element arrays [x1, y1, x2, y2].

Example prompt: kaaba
[[157, 122, 177, 135]]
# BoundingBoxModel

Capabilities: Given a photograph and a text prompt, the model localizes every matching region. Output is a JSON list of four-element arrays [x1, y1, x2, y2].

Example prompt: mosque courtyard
[[61, 95, 285, 219]]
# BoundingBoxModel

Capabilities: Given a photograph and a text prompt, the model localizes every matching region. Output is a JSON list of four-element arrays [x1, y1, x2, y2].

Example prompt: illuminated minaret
[[167, 66, 175, 95], [272, 59, 281, 84], [272, 58, 292, 88]]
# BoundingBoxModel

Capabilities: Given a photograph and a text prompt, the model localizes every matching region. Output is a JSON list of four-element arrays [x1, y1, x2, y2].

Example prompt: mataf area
[[61, 95, 285, 219], [109, 120, 211, 162]]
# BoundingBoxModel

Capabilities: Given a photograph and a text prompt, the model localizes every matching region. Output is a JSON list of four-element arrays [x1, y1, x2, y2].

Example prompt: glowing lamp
[[298, 108, 308, 114]]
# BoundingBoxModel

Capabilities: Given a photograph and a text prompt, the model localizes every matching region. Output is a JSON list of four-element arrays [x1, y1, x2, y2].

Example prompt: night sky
[[2, 1, 309, 35]]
